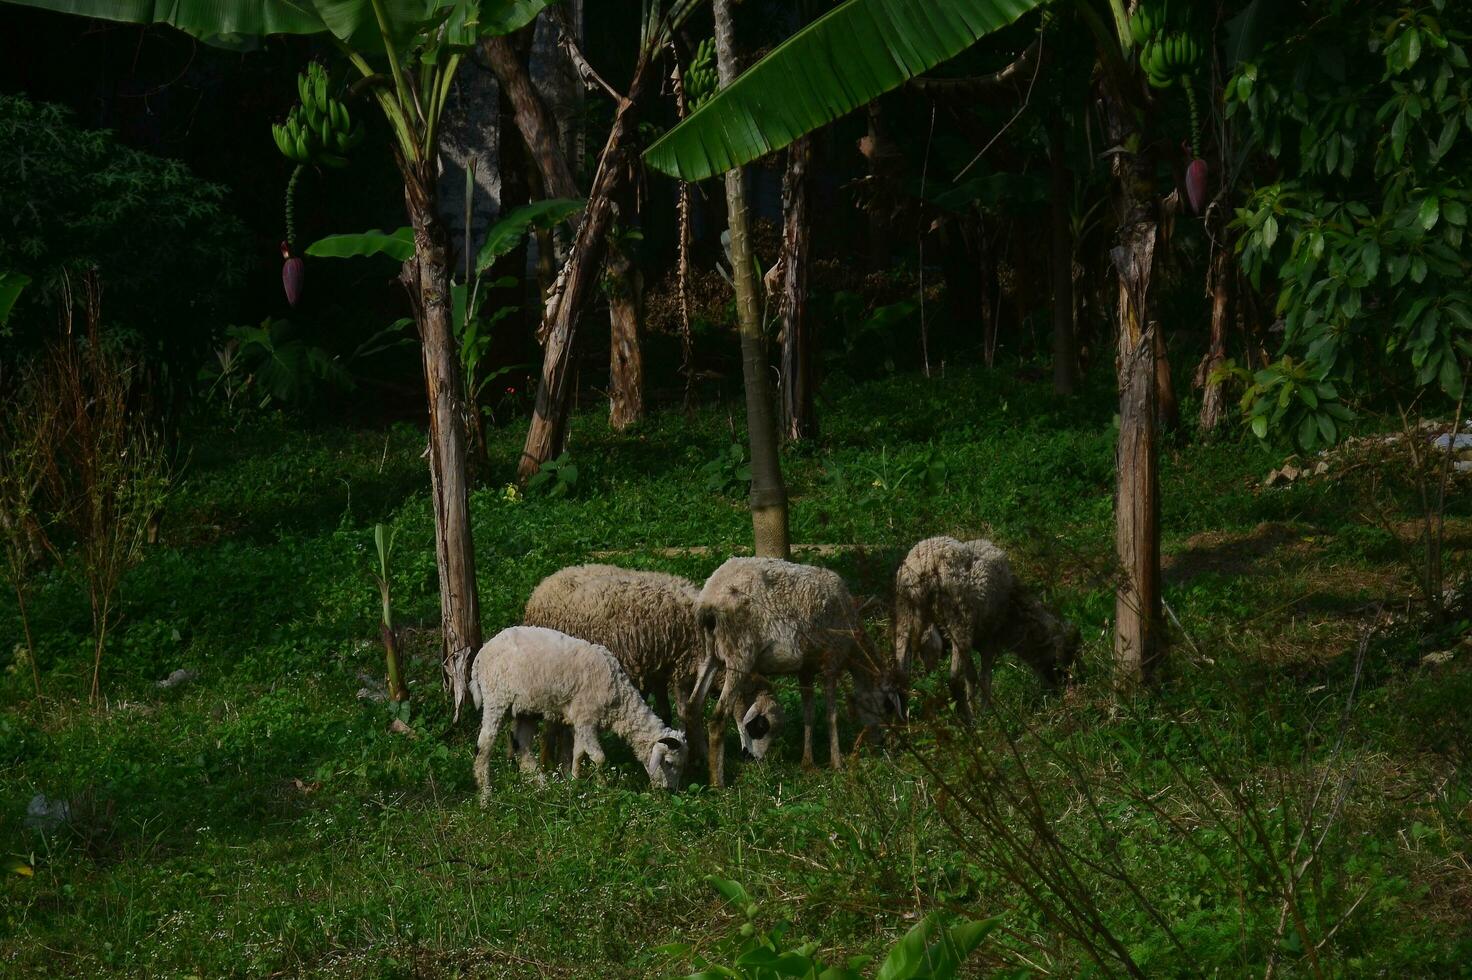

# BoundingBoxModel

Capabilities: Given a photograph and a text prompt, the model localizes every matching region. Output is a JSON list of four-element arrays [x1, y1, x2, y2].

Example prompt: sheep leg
[[825, 672, 843, 770], [799, 676, 816, 768], [706, 665, 745, 789], [474, 697, 510, 806], [512, 717, 540, 775], [949, 639, 978, 723], [570, 724, 605, 779]]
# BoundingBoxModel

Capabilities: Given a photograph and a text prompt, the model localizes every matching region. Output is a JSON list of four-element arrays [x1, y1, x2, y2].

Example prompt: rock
[[356, 687, 388, 703], [24, 794, 70, 834], [156, 668, 197, 690], [1432, 433, 1472, 451], [388, 718, 416, 738], [1421, 649, 1456, 667]]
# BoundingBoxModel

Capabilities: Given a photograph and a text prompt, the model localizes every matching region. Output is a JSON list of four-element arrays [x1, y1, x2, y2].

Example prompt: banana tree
[[644, 0, 1047, 556], [4, 0, 551, 715]]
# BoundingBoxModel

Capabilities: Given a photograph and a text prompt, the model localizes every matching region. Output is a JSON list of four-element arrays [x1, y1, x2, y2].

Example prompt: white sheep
[[691, 557, 903, 787], [523, 564, 784, 760], [893, 536, 1079, 719], [470, 626, 687, 803]]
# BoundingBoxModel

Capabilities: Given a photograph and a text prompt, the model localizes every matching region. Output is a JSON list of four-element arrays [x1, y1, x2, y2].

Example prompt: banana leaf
[[474, 198, 585, 275], [306, 227, 416, 261], [643, 0, 1049, 182], [0, 0, 551, 50]]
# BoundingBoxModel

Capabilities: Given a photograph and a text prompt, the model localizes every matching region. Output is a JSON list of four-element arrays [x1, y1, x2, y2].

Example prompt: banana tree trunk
[[1048, 113, 1077, 396], [780, 136, 817, 442], [606, 240, 644, 430], [1105, 91, 1164, 685], [715, 0, 790, 558], [403, 181, 482, 715]]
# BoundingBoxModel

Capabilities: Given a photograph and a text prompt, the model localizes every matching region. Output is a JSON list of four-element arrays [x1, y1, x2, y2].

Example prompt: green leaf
[[1419, 196, 1441, 231], [1444, 199, 1467, 227], [644, 0, 1049, 181], [307, 227, 415, 262], [479, 0, 553, 35], [0, 270, 31, 325], [1251, 415, 1269, 439], [1, 0, 329, 43], [1298, 413, 1318, 450], [706, 876, 752, 907], [1317, 411, 1337, 445], [474, 198, 585, 274], [876, 913, 943, 980]]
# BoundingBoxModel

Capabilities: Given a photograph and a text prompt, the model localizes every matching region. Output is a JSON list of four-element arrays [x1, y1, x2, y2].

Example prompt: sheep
[[523, 564, 784, 762], [470, 625, 687, 804], [893, 536, 1079, 719], [691, 557, 904, 787]]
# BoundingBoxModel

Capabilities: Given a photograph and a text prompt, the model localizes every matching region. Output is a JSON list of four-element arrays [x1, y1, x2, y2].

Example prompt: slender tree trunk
[[1197, 235, 1231, 434], [780, 136, 817, 442], [1105, 89, 1165, 685], [606, 241, 644, 430], [403, 181, 482, 715], [1048, 113, 1078, 396], [715, 0, 790, 558], [864, 103, 896, 272], [482, 33, 580, 200], [1154, 324, 1179, 431], [517, 85, 645, 478]]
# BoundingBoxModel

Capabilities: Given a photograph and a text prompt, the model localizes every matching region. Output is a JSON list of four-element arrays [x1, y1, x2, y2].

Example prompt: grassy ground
[[1, 365, 1469, 977]]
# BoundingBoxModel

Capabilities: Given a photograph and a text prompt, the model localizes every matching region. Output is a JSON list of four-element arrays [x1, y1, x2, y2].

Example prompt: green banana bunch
[[270, 63, 364, 168], [1137, 29, 1201, 89], [685, 37, 719, 109]]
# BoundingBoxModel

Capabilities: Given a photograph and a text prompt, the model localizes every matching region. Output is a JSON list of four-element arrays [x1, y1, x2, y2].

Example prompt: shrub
[[0, 94, 248, 364]]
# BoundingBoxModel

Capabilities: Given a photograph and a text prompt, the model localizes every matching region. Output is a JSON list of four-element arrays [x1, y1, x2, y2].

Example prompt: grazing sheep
[[894, 536, 1079, 719], [470, 626, 687, 804], [691, 557, 904, 787], [522, 564, 785, 762]]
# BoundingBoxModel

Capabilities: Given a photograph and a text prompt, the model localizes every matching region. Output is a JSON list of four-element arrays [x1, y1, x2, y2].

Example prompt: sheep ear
[[648, 742, 667, 772], [658, 734, 684, 751], [744, 714, 771, 740], [740, 701, 762, 725]]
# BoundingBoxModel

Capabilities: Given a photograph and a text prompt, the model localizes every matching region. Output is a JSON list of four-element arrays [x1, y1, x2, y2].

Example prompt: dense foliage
[[0, 95, 248, 362], [1232, 0, 1472, 448]]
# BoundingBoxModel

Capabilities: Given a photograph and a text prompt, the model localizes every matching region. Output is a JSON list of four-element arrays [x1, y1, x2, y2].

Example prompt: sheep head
[[1009, 592, 1080, 689], [740, 691, 785, 760], [645, 731, 688, 790]]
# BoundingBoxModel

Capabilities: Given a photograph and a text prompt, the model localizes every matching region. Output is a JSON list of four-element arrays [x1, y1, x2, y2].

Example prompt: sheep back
[[523, 564, 702, 691], [698, 557, 863, 674], [472, 626, 650, 734]]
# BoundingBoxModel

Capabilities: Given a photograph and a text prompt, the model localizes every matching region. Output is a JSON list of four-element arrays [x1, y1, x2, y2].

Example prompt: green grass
[[2, 365, 1469, 977]]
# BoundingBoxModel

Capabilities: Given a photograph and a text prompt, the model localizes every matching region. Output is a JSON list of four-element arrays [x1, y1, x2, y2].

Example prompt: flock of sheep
[[469, 536, 1081, 801]]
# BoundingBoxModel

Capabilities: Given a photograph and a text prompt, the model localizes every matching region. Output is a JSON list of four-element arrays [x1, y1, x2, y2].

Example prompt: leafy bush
[[0, 95, 248, 361], [1229, 0, 1472, 447], [702, 442, 752, 496]]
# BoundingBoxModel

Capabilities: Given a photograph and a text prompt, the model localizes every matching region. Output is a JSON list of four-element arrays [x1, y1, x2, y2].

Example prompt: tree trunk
[[482, 32, 580, 200], [1105, 91, 1165, 686], [715, 0, 790, 558], [403, 183, 482, 716], [780, 136, 817, 442], [517, 84, 645, 478], [606, 240, 644, 430], [1197, 236, 1231, 434], [1154, 324, 1179, 431], [1048, 113, 1077, 396]]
